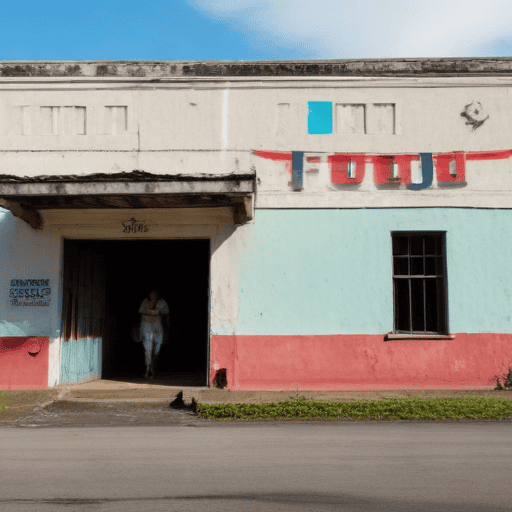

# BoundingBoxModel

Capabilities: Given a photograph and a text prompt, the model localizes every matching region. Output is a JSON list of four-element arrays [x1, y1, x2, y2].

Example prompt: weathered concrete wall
[[2, 62, 512, 389], [209, 208, 512, 389], [0, 207, 62, 388], [2, 58, 512, 78], [59, 338, 101, 386], [0, 84, 508, 156], [0, 78, 511, 210], [0, 208, 62, 338], [212, 209, 512, 336]]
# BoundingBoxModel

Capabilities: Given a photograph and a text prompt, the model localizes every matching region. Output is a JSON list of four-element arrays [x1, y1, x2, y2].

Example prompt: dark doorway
[[63, 239, 210, 386]]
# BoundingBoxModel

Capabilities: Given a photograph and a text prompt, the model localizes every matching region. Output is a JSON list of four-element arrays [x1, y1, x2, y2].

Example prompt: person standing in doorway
[[138, 290, 170, 379]]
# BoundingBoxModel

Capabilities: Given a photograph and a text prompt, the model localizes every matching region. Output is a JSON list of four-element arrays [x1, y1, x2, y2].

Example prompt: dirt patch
[[0, 390, 60, 426], [15, 400, 202, 428]]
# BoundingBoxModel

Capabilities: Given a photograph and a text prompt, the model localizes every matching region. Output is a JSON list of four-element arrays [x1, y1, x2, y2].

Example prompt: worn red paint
[[328, 154, 366, 184], [254, 149, 512, 185], [253, 150, 293, 178], [465, 149, 512, 160], [210, 334, 512, 390], [435, 152, 466, 184], [253, 150, 293, 161], [372, 154, 416, 185], [0, 337, 49, 389]]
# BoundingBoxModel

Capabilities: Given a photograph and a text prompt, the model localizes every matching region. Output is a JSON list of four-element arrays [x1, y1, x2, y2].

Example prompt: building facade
[[1, 59, 512, 389]]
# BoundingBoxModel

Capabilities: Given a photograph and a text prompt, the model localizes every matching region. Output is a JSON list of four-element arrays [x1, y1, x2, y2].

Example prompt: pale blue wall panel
[[219, 209, 512, 335], [60, 338, 101, 384], [0, 210, 62, 338]]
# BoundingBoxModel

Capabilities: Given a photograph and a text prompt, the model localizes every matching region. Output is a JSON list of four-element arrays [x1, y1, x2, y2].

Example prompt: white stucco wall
[[0, 82, 509, 156], [0, 207, 62, 338], [0, 207, 63, 386], [0, 77, 511, 210]]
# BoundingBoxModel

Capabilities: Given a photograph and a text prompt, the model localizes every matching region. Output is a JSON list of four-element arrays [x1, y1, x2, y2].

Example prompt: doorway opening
[[62, 239, 210, 386]]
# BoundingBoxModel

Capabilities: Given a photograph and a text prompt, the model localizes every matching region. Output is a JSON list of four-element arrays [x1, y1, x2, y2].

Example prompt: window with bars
[[392, 232, 447, 335]]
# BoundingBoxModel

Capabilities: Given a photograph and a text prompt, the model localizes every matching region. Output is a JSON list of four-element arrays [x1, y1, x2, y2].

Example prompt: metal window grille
[[392, 232, 447, 334]]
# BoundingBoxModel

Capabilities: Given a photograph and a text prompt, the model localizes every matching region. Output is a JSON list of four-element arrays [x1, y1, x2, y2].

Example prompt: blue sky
[[0, 0, 511, 61]]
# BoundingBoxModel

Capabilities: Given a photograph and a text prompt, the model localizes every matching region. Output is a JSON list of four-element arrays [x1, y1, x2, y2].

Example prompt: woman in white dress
[[138, 290, 170, 379]]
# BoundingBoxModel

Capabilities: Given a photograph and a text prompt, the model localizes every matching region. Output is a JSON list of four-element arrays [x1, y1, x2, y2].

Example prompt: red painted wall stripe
[[253, 149, 512, 188], [210, 334, 512, 390], [254, 149, 512, 185], [254, 149, 512, 162], [0, 337, 49, 390], [465, 150, 512, 161], [253, 150, 293, 161]]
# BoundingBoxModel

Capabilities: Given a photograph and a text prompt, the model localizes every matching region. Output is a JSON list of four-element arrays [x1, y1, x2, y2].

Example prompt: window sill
[[385, 333, 455, 341]]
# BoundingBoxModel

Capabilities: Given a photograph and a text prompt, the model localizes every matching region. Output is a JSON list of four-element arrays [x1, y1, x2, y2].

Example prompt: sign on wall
[[122, 218, 149, 234], [9, 279, 51, 307]]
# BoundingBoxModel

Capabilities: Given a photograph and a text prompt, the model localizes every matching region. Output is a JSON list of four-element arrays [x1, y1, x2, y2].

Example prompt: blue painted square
[[308, 101, 332, 134]]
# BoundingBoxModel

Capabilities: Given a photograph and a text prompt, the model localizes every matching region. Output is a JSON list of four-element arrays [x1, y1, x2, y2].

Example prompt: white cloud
[[189, 0, 512, 58]]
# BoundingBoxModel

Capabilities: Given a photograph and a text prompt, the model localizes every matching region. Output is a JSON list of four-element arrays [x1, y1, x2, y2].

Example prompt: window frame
[[387, 231, 452, 340]]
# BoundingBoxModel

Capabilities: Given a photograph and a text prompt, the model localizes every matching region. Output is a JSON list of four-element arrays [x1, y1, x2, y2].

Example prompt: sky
[[0, 0, 512, 61]]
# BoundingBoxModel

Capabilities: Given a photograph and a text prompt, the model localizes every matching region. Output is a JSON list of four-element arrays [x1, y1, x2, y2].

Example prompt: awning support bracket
[[233, 195, 254, 225], [0, 199, 43, 230]]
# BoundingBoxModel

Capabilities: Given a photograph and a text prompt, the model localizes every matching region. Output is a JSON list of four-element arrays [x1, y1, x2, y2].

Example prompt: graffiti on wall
[[122, 218, 149, 234], [9, 279, 51, 307], [460, 101, 489, 131], [253, 149, 512, 191]]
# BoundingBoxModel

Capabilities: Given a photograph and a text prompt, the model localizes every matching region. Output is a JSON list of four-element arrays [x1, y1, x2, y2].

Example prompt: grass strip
[[196, 397, 512, 420], [0, 392, 6, 412]]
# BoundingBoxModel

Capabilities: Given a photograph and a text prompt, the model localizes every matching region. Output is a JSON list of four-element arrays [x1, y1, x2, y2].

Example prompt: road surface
[[1, 422, 511, 511]]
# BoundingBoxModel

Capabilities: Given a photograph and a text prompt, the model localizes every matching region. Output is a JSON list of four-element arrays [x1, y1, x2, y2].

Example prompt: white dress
[[138, 298, 170, 373], [138, 298, 170, 337]]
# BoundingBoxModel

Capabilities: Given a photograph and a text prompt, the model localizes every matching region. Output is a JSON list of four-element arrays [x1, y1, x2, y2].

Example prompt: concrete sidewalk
[[2, 379, 511, 427], [55, 378, 510, 404]]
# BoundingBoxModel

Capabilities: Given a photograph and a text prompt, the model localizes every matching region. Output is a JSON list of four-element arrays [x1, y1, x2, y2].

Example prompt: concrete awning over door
[[0, 171, 256, 230]]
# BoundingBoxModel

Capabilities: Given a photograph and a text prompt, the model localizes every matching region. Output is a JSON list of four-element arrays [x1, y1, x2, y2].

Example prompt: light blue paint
[[0, 210, 62, 337], [60, 337, 102, 384], [213, 209, 512, 336], [308, 101, 332, 134]]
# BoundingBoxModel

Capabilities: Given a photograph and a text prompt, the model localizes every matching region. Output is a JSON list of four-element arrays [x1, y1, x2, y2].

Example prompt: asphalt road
[[1, 422, 511, 511]]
